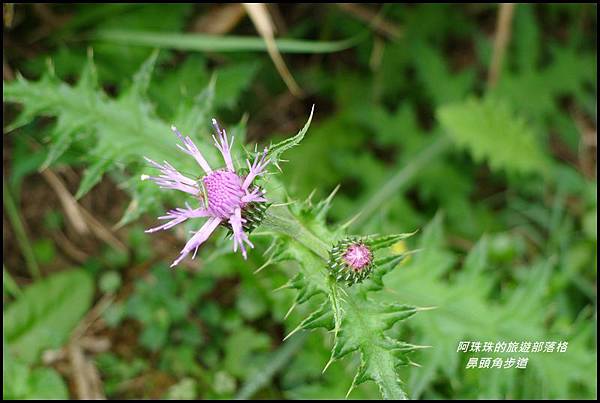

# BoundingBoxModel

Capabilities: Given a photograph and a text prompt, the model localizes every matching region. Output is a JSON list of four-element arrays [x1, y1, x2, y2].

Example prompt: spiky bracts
[[222, 201, 271, 235]]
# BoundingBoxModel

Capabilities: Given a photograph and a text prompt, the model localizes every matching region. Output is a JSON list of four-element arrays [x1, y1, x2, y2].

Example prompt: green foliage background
[[3, 3, 597, 400]]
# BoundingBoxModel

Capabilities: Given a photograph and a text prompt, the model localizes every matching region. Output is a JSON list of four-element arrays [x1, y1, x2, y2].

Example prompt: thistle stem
[[262, 205, 331, 260]]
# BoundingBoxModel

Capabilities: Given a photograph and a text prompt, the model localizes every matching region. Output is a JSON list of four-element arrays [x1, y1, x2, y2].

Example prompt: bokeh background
[[3, 3, 597, 400]]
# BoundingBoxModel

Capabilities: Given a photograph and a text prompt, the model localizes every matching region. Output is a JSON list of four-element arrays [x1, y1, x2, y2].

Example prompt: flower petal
[[242, 148, 270, 190], [229, 207, 254, 259], [171, 125, 212, 174], [170, 217, 221, 267], [143, 157, 199, 195], [241, 187, 267, 204], [146, 204, 210, 233], [212, 118, 235, 172]]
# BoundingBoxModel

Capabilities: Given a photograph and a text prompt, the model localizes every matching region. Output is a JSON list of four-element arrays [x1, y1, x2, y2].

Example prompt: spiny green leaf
[[40, 114, 91, 170], [365, 231, 418, 251], [266, 105, 315, 166], [290, 301, 334, 336], [75, 150, 116, 199], [263, 194, 422, 400], [4, 74, 61, 132], [284, 243, 330, 304], [364, 253, 412, 291], [331, 298, 418, 361], [123, 48, 159, 101], [438, 96, 549, 175], [348, 341, 409, 400], [411, 40, 475, 105]]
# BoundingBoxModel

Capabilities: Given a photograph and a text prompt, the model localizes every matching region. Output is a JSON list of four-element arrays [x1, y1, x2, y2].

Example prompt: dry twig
[[40, 169, 127, 252], [40, 169, 89, 235], [42, 295, 114, 399], [68, 344, 106, 400], [337, 3, 402, 40], [190, 4, 246, 35], [487, 3, 516, 88], [243, 3, 303, 97], [572, 109, 597, 179]]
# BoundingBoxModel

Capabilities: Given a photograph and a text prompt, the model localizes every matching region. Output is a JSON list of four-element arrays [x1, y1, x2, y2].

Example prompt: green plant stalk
[[262, 205, 331, 260], [350, 136, 452, 228], [2, 182, 41, 280], [93, 30, 363, 54]]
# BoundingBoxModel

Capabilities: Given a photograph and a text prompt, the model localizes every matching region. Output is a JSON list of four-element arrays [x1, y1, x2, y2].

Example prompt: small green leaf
[[75, 152, 115, 199], [266, 105, 315, 165], [125, 48, 159, 100]]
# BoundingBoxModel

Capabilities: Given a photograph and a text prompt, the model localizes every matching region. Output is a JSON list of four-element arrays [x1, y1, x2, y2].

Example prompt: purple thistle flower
[[143, 120, 270, 267]]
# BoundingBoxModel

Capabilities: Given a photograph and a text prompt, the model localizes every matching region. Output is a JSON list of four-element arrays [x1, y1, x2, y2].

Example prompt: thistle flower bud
[[328, 237, 374, 285], [327, 232, 415, 286]]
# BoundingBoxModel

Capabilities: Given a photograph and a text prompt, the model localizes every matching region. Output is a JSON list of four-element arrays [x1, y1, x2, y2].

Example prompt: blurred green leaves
[[123, 265, 213, 351], [4, 48, 258, 226], [3, 356, 68, 400], [4, 269, 94, 364], [384, 215, 597, 399]]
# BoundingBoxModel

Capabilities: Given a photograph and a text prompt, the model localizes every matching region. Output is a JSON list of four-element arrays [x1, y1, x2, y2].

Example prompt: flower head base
[[328, 237, 375, 285], [143, 120, 270, 267]]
